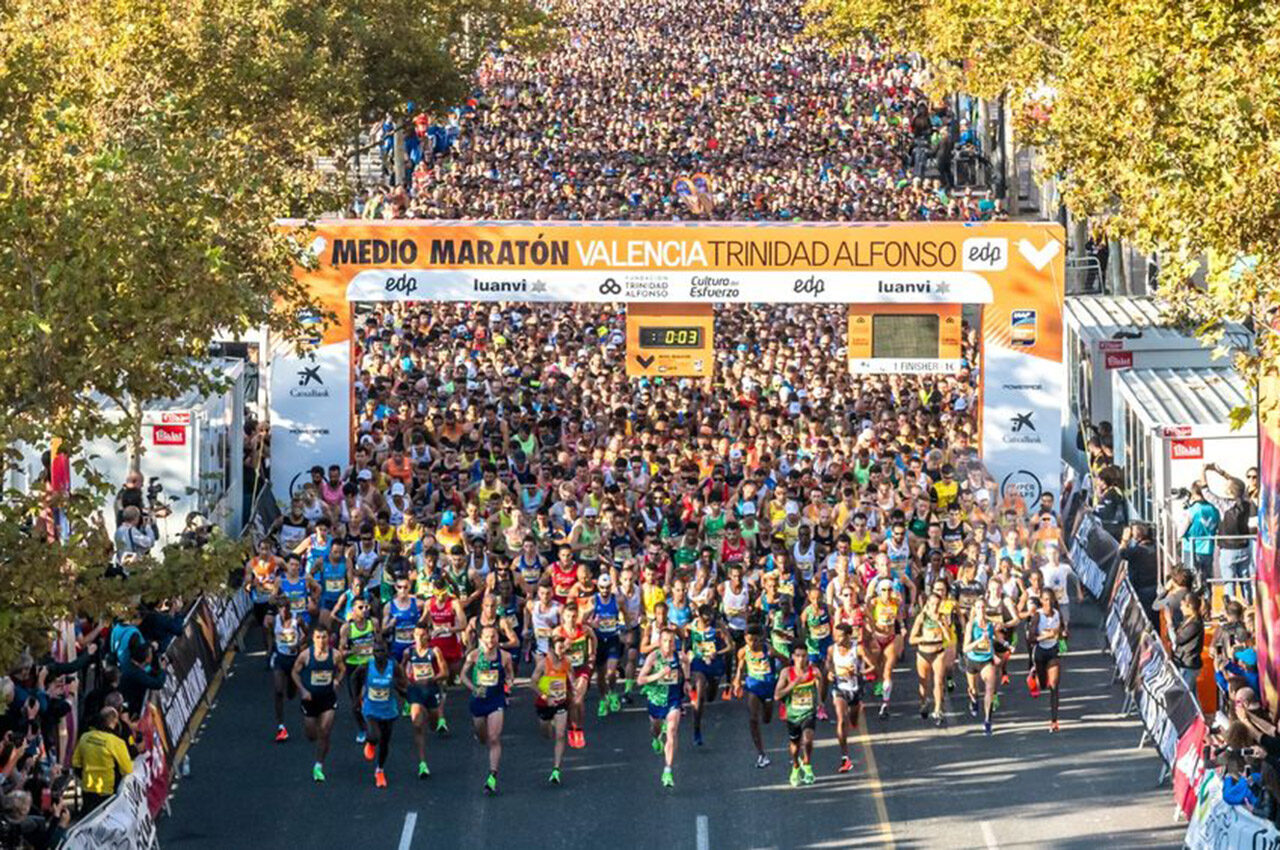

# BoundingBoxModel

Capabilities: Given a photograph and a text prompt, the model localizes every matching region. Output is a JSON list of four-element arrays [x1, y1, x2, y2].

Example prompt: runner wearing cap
[[591, 572, 624, 715]]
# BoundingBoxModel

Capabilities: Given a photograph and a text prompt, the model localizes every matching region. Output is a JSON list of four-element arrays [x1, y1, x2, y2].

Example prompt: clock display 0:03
[[638, 326, 704, 348]]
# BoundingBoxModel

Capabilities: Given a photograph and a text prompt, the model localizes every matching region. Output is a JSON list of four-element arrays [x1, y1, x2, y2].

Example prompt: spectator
[[1093, 465, 1129, 541], [1179, 483, 1220, 585], [71, 708, 133, 814], [1119, 523, 1158, 625], [118, 644, 165, 721], [1171, 592, 1205, 694], [1199, 463, 1255, 603], [0, 789, 69, 850], [112, 506, 157, 568], [1153, 567, 1194, 634]]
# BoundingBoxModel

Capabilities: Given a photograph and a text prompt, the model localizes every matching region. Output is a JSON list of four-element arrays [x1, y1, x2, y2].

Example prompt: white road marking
[[696, 814, 709, 850], [399, 811, 418, 850], [981, 820, 999, 849]]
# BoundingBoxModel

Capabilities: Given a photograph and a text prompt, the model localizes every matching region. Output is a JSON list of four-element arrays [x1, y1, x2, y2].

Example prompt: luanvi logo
[[876, 280, 950, 295]]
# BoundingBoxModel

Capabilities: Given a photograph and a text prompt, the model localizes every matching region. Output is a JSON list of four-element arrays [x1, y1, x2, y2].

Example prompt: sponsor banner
[[134, 704, 170, 818], [625, 303, 714, 378], [268, 338, 349, 493], [346, 268, 996, 305], [60, 771, 158, 850], [1105, 351, 1134, 370], [1171, 439, 1205, 461], [1184, 771, 1280, 849], [210, 589, 253, 656], [1173, 717, 1209, 819], [983, 353, 1064, 505], [1069, 512, 1121, 600], [151, 425, 186, 446], [1258, 369, 1280, 715], [158, 612, 210, 749]]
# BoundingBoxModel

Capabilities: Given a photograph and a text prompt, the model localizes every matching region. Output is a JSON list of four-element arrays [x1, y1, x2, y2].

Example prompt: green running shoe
[[418, 761, 430, 779], [873, 681, 883, 697], [661, 767, 674, 788], [802, 764, 815, 785], [608, 692, 621, 713], [484, 773, 497, 795], [598, 699, 610, 718], [652, 735, 663, 754], [549, 767, 562, 785], [312, 764, 325, 783], [436, 717, 449, 735], [789, 766, 801, 787]]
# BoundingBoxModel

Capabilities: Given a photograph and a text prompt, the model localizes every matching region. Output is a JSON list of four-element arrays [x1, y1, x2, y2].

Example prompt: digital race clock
[[638, 326, 704, 348]]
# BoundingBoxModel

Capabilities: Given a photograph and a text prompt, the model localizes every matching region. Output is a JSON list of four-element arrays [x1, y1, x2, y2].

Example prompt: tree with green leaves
[[808, 0, 1278, 420], [0, 0, 553, 666]]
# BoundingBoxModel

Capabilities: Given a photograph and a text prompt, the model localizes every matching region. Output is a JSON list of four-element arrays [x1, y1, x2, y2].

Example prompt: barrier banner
[[1173, 717, 1209, 820], [1070, 512, 1115, 598], [158, 606, 211, 749], [60, 772, 157, 850], [1184, 771, 1280, 849], [133, 704, 170, 818], [1257, 369, 1280, 715]]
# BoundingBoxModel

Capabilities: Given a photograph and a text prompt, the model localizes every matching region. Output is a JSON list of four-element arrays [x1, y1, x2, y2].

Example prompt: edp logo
[[961, 238, 1008, 272]]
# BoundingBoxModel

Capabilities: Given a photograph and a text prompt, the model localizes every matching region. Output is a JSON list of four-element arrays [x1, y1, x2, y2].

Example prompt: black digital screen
[[872, 314, 940, 358], [639, 326, 704, 348]]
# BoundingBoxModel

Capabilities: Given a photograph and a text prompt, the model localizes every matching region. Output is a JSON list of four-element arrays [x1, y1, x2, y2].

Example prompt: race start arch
[[270, 220, 1065, 503]]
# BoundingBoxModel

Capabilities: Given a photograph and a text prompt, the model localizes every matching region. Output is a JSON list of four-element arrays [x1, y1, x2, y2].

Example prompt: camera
[[146, 476, 163, 503]]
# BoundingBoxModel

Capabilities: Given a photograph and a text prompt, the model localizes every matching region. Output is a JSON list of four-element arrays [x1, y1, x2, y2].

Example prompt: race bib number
[[835, 664, 856, 681], [659, 666, 680, 685], [477, 667, 499, 688], [597, 615, 617, 631], [395, 626, 414, 644], [747, 657, 770, 679], [369, 685, 390, 702], [810, 623, 830, 640], [325, 578, 344, 593], [698, 641, 717, 659], [411, 662, 434, 682], [791, 688, 814, 711], [535, 626, 552, 639], [547, 678, 567, 702], [726, 605, 746, 619], [310, 670, 333, 687], [432, 625, 452, 639], [569, 647, 586, 667]]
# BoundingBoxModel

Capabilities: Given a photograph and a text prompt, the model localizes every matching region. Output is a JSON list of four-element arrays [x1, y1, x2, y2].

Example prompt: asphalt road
[[159, 603, 1184, 850]]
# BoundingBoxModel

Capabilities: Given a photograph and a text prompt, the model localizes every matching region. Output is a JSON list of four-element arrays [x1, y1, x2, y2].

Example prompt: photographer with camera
[[0, 789, 69, 850], [1179, 482, 1220, 586], [1198, 463, 1256, 603], [112, 506, 157, 572]]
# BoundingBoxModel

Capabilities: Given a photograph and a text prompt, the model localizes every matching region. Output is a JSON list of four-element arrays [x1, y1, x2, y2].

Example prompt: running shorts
[[301, 691, 337, 718], [787, 716, 816, 742]]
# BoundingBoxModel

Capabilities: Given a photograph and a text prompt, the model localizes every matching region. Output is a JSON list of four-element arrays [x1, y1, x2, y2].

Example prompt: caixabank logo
[[291, 361, 329, 398]]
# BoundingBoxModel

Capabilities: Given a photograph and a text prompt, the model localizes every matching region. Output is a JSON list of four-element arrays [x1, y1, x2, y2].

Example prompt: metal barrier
[[1065, 255, 1103, 295]]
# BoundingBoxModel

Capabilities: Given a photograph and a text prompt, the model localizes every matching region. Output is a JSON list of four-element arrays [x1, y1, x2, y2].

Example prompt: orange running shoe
[[364, 741, 376, 761], [375, 768, 387, 788]]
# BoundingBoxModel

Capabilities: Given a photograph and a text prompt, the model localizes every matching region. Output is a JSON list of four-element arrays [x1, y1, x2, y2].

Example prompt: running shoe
[[722, 683, 734, 700], [690, 686, 699, 704], [608, 692, 621, 713], [1027, 673, 1041, 698], [778, 703, 787, 721], [992, 694, 1001, 713], [418, 761, 431, 779], [984, 719, 993, 737], [756, 753, 771, 769], [817, 704, 829, 722], [435, 717, 450, 736], [568, 727, 585, 749], [933, 712, 945, 728], [789, 766, 801, 787], [837, 756, 853, 774], [597, 700, 610, 718], [374, 768, 387, 789], [693, 729, 703, 747], [968, 697, 979, 717], [919, 701, 928, 720], [275, 726, 289, 743], [312, 764, 326, 783], [802, 764, 815, 785], [652, 735, 663, 755], [549, 767, 562, 785], [1050, 720, 1060, 733], [1058, 638, 1068, 656], [946, 677, 955, 692], [401, 702, 410, 717], [872, 681, 883, 698], [1000, 673, 1010, 686], [661, 767, 674, 788], [484, 772, 498, 795], [878, 703, 889, 720], [363, 741, 376, 761], [356, 730, 367, 745]]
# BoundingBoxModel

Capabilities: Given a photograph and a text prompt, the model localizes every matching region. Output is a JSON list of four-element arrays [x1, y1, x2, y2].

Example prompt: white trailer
[[1063, 295, 1250, 472]]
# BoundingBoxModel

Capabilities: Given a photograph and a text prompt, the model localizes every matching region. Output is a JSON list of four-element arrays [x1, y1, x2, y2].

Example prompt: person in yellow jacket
[[72, 706, 134, 812]]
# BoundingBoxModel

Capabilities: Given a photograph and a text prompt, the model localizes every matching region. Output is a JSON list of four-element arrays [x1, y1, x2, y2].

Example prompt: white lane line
[[980, 820, 999, 849], [399, 811, 418, 850], [696, 814, 709, 850]]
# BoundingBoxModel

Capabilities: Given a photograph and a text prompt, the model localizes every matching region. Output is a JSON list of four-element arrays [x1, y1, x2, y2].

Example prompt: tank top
[[407, 645, 440, 686], [785, 667, 818, 720], [849, 529, 872, 555], [363, 657, 398, 719], [346, 619, 375, 666], [279, 575, 310, 618], [303, 646, 336, 696], [320, 556, 347, 604], [744, 646, 776, 685], [871, 598, 899, 632], [918, 613, 945, 646], [722, 583, 750, 631], [691, 623, 719, 663], [1035, 610, 1061, 649], [537, 656, 570, 706], [576, 523, 600, 560], [492, 568, 518, 617], [428, 596, 457, 639], [793, 540, 816, 580], [470, 649, 505, 699], [388, 597, 421, 647], [531, 603, 560, 654], [886, 535, 911, 566], [804, 606, 831, 652], [832, 643, 860, 687], [703, 512, 727, 544], [274, 616, 302, 657], [561, 625, 589, 668], [648, 652, 683, 707], [967, 620, 995, 662], [550, 562, 578, 600], [517, 551, 544, 587], [278, 519, 307, 553], [619, 584, 642, 627], [594, 594, 620, 636]]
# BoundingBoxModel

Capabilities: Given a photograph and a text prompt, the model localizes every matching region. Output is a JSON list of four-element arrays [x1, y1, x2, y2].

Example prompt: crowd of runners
[[244, 300, 1075, 793]]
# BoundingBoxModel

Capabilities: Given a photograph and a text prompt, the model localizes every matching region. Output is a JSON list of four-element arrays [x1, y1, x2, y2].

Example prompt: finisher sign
[[272, 221, 1064, 505], [625, 304, 714, 378]]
